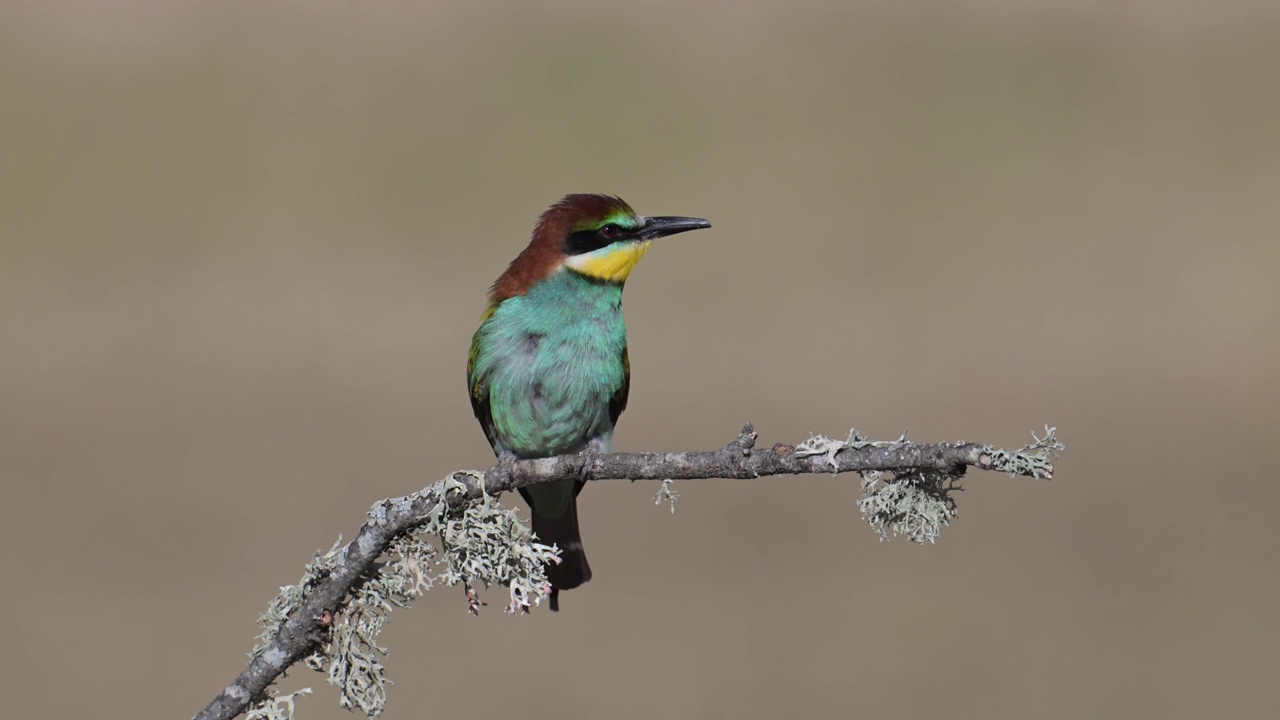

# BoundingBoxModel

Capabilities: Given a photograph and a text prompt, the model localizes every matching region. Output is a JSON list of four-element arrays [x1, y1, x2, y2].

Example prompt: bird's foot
[[577, 440, 608, 482], [575, 451, 599, 483], [494, 450, 519, 491]]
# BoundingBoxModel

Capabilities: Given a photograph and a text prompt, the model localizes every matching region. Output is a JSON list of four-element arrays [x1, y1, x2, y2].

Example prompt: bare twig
[[193, 423, 1061, 720]]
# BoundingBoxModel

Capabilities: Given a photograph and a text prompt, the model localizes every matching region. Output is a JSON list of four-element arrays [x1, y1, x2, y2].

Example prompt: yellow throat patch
[[565, 241, 653, 283]]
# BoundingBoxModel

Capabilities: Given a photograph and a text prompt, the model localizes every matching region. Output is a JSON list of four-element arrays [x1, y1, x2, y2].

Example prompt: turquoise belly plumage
[[471, 270, 627, 460], [468, 268, 631, 609]]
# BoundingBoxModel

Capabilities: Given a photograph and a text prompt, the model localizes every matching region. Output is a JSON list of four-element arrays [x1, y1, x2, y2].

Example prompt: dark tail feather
[[525, 490, 592, 612]]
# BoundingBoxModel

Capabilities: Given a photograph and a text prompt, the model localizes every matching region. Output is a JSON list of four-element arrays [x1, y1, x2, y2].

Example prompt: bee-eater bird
[[467, 194, 711, 611]]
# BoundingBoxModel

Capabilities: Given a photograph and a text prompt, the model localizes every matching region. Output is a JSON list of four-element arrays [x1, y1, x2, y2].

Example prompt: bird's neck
[[525, 267, 624, 310], [482, 269, 625, 341]]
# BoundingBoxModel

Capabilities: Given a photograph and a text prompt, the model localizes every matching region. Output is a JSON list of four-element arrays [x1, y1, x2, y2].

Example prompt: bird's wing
[[467, 305, 499, 450], [609, 345, 631, 428]]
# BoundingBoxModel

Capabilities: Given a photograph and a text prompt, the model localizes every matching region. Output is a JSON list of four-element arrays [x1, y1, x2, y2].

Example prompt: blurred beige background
[[2, 1, 1277, 718]]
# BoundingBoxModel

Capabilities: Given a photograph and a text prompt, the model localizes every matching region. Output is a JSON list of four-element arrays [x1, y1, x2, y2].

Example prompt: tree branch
[[193, 423, 1061, 720]]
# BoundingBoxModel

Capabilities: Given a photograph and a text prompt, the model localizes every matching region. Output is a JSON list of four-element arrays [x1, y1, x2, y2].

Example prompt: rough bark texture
[[193, 424, 1055, 720]]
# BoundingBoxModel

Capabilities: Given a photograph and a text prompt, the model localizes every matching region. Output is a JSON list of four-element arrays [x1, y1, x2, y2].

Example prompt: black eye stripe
[[564, 229, 610, 256], [564, 225, 631, 256]]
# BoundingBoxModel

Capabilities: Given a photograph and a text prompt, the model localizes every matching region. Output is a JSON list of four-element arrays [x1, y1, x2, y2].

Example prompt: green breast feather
[[469, 270, 631, 459]]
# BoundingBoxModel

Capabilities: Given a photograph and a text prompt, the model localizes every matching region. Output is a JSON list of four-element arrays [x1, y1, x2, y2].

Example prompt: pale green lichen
[[275, 472, 558, 717], [794, 426, 1063, 543], [253, 537, 346, 656], [982, 425, 1063, 479], [434, 471, 559, 616], [858, 470, 961, 543], [245, 688, 312, 720], [796, 428, 959, 543], [245, 545, 337, 719], [794, 427, 911, 470], [245, 428, 1064, 718], [652, 479, 678, 514]]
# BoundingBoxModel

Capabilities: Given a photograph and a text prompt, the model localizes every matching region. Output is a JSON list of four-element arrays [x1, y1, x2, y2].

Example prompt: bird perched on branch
[[467, 194, 711, 611]]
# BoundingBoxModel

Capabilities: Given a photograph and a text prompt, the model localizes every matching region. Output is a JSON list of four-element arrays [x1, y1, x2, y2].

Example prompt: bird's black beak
[[638, 216, 712, 240]]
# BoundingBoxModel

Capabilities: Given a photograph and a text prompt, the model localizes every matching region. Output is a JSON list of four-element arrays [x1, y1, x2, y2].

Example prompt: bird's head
[[488, 194, 711, 303]]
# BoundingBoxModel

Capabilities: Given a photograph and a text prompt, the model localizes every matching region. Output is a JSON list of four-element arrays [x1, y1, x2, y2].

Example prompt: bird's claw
[[576, 451, 598, 482], [496, 450, 519, 487]]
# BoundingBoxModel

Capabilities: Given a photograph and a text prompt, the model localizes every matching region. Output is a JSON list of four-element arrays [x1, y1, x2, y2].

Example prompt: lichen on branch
[[194, 423, 1063, 720]]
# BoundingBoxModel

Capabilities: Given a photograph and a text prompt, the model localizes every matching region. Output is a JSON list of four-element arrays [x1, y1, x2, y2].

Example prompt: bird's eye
[[599, 224, 619, 240]]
